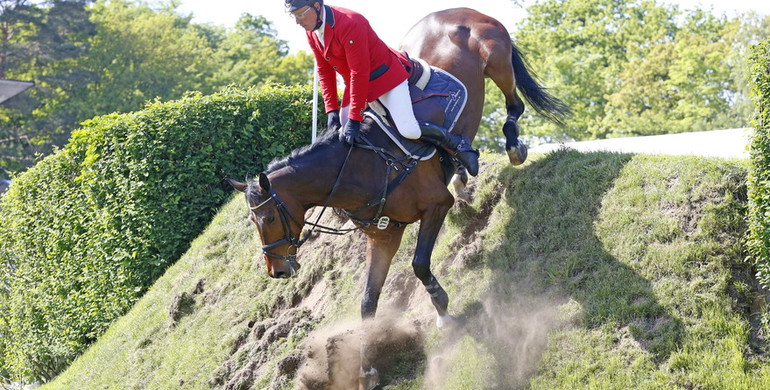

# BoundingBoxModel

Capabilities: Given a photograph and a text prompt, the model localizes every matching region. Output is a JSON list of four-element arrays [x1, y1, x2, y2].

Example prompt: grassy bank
[[44, 150, 763, 389]]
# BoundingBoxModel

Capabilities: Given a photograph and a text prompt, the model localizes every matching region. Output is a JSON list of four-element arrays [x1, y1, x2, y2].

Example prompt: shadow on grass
[[446, 149, 686, 388]]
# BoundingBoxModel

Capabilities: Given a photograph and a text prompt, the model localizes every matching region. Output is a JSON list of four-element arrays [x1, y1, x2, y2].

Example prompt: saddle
[[366, 53, 468, 160], [404, 53, 448, 127], [364, 53, 468, 183]]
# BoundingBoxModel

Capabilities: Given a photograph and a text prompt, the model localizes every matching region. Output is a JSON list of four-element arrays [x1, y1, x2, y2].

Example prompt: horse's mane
[[265, 127, 340, 174], [246, 127, 342, 205]]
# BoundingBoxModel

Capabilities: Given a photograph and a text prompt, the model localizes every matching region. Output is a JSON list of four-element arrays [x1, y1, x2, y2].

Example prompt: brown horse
[[228, 8, 568, 390], [400, 7, 569, 196]]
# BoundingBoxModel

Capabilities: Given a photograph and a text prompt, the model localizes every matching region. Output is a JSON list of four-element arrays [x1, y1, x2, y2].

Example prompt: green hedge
[[0, 85, 318, 382], [748, 40, 770, 292]]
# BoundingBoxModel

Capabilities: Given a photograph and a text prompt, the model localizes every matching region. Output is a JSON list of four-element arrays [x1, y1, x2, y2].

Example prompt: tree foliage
[[1, 0, 95, 177], [0, 0, 313, 180], [79, 0, 215, 115], [476, 0, 766, 149], [208, 13, 314, 88]]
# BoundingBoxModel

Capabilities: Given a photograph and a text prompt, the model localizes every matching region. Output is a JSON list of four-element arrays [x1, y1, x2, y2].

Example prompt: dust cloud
[[295, 311, 424, 390], [294, 293, 562, 389], [424, 294, 562, 389]]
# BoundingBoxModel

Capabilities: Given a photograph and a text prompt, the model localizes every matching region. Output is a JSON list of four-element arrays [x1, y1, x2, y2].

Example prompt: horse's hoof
[[507, 142, 528, 165], [455, 190, 471, 204], [450, 172, 471, 204], [437, 313, 457, 329], [359, 367, 379, 390]]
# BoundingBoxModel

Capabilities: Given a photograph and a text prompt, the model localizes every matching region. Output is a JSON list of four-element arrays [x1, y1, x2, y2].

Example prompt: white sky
[[174, 0, 768, 53]]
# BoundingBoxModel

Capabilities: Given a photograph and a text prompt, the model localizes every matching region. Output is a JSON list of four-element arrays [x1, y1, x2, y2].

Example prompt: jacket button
[[333, 66, 337, 69], [326, 57, 330, 61]]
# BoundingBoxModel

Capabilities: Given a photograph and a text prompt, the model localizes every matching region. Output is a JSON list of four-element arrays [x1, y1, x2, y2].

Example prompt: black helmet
[[285, 0, 320, 12]]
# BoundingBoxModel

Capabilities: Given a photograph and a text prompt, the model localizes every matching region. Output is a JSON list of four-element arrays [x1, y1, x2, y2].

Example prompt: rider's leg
[[376, 80, 421, 139], [417, 122, 479, 176], [378, 81, 479, 176]]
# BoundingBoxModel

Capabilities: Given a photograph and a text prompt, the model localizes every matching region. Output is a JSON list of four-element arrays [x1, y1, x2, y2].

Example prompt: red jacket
[[307, 5, 409, 122]]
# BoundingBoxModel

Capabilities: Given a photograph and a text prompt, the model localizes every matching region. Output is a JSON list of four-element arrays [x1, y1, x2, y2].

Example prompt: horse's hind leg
[[359, 227, 405, 390], [485, 44, 528, 166], [502, 94, 528, 165]]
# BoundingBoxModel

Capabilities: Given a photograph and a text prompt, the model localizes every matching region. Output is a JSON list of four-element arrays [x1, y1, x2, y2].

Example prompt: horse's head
[[228, 174, 304, 279]]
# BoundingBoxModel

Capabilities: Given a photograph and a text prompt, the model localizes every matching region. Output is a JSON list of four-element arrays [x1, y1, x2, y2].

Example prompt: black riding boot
[[418, 122, 480, 176]]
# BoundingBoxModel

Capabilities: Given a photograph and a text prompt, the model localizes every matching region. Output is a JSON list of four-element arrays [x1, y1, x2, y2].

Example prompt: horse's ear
[[226, 178, 248, 193], [258, 173, 271, 193]]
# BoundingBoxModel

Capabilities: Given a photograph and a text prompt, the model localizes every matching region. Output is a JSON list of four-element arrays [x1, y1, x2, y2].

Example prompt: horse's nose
[[273, 271, 288, 279]]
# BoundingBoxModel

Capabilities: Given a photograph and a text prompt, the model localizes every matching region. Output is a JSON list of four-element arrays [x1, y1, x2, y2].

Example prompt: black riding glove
[[327, 110, 341, 132], [341, 119, 361, 145]]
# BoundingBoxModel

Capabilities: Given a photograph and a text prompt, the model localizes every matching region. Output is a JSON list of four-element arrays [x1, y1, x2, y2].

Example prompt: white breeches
[[340, 80, 422, 140]]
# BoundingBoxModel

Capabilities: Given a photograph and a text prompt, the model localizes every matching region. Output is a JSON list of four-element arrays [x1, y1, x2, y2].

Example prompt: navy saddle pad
[[365, 60, 468, 161]]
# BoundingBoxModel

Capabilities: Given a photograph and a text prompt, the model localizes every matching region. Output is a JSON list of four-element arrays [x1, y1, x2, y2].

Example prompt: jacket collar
[[318, 5, 334, 54], [324, 5, 335, 28]]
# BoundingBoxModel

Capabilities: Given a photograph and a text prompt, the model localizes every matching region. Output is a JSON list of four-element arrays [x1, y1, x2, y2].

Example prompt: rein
[[344, 134, 417, 222], [253, 134, 416, 261]]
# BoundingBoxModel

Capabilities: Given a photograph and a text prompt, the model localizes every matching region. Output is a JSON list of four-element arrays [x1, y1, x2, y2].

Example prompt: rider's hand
[[327, 110, 341, 132], [340, 119, 361, 145]]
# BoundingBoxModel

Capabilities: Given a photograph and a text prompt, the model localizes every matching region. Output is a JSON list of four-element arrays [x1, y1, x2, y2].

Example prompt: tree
[[2, 2, 315, 180], [514, 0, 680, 141], [208, 13, 313, 89], [475, 0, 753, 146], [725, 11, 770, 125], [0, 0, 42, 79], [603, 9, 739, 136], [0, 0, 94, 179], [75, 0, 216, 116]]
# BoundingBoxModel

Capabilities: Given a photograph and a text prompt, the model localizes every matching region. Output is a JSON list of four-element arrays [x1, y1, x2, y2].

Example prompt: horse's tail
[[510, 41, 571, 127]]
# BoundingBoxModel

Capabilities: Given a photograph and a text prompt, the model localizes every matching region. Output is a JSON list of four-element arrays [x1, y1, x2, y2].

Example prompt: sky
[[174, 0, 769, 54]]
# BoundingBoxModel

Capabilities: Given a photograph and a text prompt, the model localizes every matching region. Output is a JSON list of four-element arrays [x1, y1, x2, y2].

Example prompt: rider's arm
[[308, 33, 340, 114], [339, 14, 370, 122]]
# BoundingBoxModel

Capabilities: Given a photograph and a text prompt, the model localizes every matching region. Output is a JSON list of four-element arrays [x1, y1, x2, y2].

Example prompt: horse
[[400, 7, 569, 197], [228, 8, 569, 390]]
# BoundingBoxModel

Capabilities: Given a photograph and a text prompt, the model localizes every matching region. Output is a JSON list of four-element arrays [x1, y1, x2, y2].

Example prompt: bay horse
[[400, 8, 569, 196], [228, 8, 568, 390]]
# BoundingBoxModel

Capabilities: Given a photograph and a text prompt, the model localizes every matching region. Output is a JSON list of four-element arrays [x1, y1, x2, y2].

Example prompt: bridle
[[249, 187, 305, 270], [248, 146, 355, 271]]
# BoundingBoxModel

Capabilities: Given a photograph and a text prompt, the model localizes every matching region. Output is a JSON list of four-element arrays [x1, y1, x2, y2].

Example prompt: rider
[[286, 0, 480, 176]]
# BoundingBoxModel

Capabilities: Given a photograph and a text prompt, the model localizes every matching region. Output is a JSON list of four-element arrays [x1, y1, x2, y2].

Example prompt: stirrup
[[450, 135, 479, 176], [418, 122, 480, 176]]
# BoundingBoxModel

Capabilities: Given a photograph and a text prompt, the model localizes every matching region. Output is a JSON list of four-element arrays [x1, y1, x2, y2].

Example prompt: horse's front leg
[[450, 166, 471, 204], [359, 227, 405, 390], [412, 196, 455, 328]]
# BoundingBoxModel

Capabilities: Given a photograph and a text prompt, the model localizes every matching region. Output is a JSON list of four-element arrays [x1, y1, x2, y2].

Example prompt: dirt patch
[[296, 314, 424, 390], [382, 270, 422, 311], [168, 278, 206, 328], [211, 308, 316, 390]]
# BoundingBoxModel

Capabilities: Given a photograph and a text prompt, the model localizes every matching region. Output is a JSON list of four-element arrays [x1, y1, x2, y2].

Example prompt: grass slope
[[44, 150, 764, 389]]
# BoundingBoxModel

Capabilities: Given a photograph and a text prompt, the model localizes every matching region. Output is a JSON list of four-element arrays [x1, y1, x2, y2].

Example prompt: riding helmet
[[285, 0, 321, 12]]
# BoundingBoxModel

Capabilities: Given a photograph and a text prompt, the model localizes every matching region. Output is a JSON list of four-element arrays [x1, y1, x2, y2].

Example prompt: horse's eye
[[266, 216, 276, 224]]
